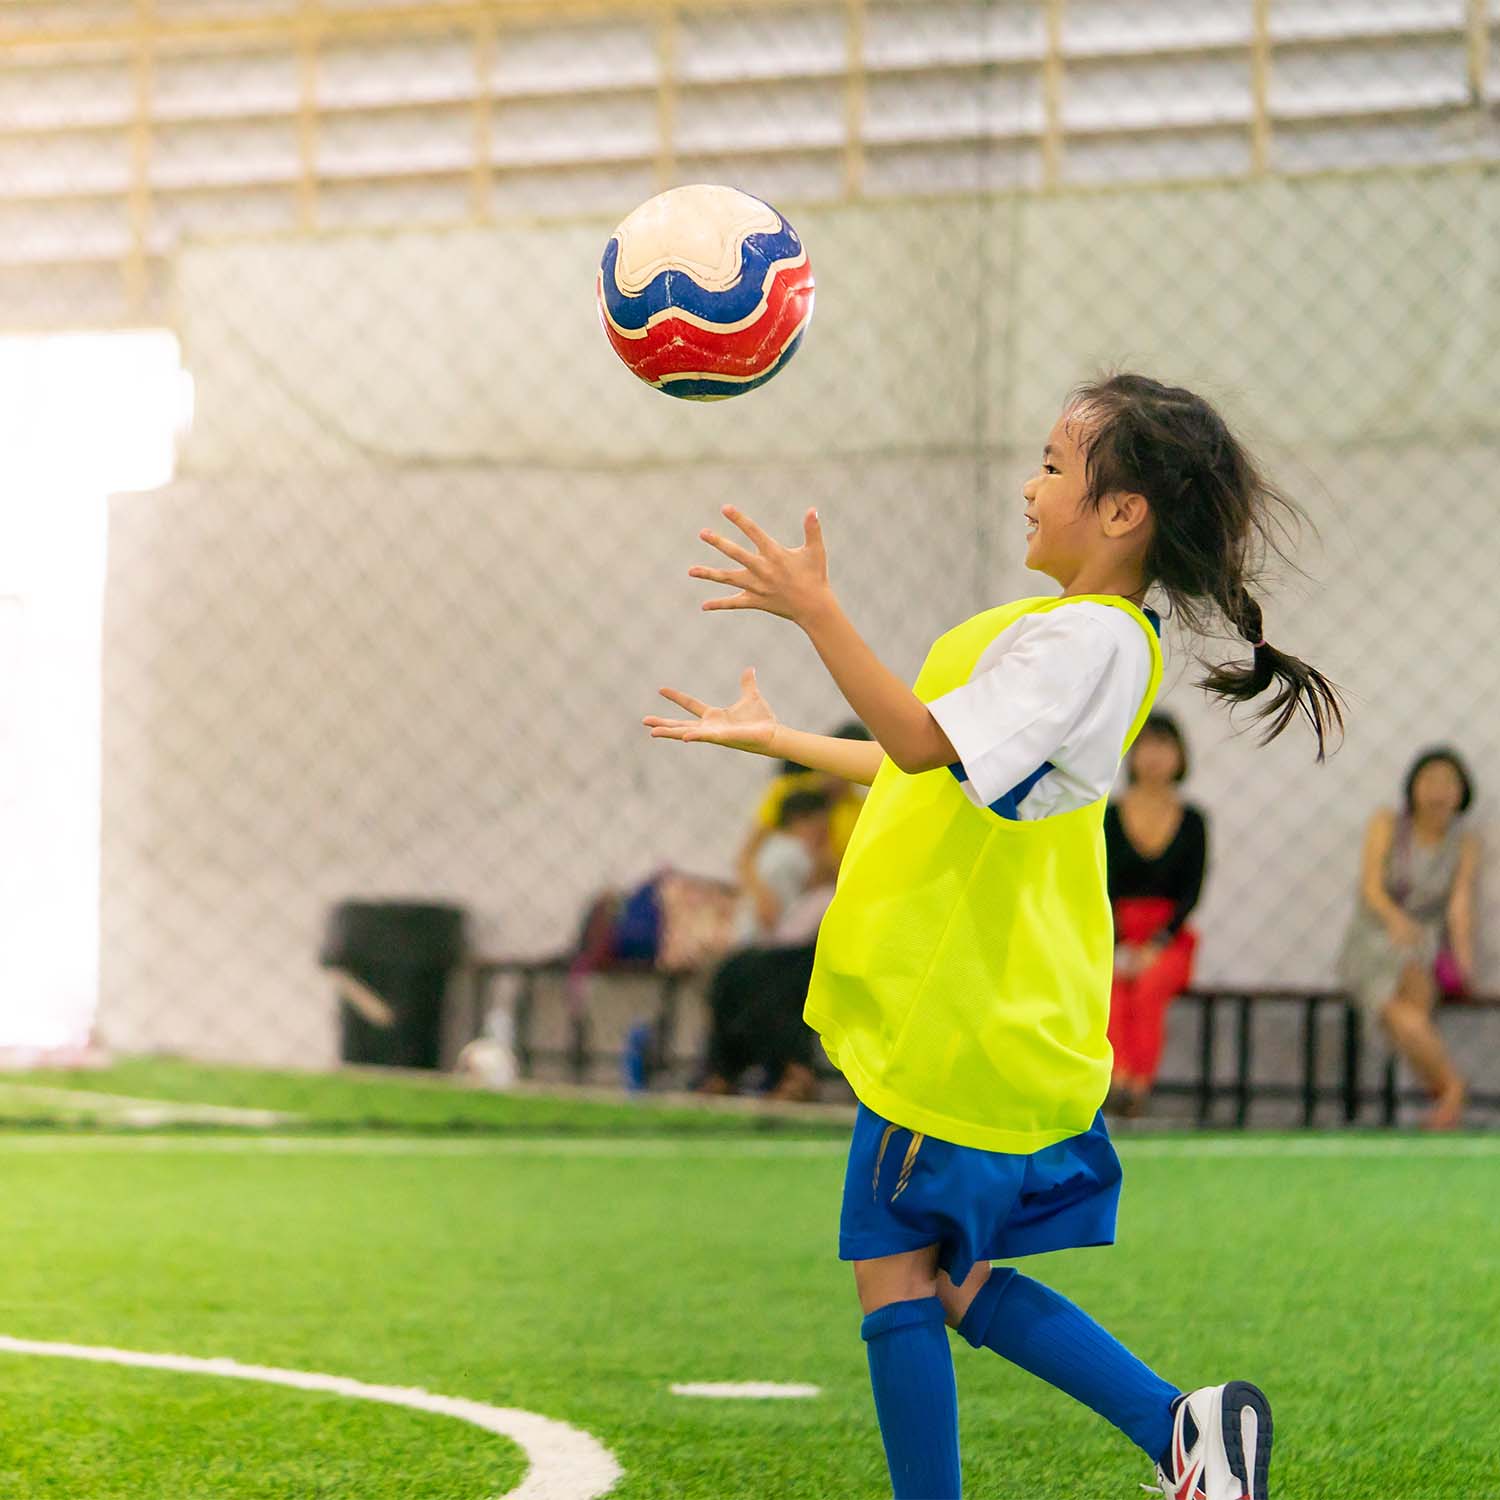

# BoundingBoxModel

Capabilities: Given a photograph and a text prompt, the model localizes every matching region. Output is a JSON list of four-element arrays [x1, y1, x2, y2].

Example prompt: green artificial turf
[[0, 1132, 1495, 1498], [0, 1057, 852, 1135]]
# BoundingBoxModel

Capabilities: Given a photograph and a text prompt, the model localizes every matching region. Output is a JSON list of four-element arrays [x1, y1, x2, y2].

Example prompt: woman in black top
[[1105, 713, 1208, 1116]]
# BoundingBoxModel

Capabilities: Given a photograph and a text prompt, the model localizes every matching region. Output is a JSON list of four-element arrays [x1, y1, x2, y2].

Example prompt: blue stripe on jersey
[[948, 759, 1057, 821]]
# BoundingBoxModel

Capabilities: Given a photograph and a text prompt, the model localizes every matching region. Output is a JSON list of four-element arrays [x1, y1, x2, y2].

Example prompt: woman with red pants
[[1105, 713, 1207, 1117]]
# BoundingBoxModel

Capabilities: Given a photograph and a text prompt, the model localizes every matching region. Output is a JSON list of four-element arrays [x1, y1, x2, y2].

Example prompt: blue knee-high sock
[[861, 1296, 962, 1500], [957, 1269, 1178, 1462]]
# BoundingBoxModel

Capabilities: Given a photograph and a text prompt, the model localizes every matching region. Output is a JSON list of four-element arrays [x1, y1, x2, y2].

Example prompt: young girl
[[644, 373, 1342, 1500], [1106, 712, 1208, 1117]]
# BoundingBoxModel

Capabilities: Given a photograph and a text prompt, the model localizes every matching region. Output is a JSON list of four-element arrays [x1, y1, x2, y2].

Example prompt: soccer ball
[[596, 184, 815, 401]]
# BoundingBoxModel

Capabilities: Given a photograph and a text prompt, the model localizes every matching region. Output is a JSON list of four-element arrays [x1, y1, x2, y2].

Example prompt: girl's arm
[[1447, 831, 1480, 978], [1153, 808, 1207, 951], [736, 824, 778, 929], [797, 598, 957, 775], [771, 726, 886, 784], [737, 822, 771, 884], [1358, 811, 1401, 920], [644, 665, 887, 785], [1359, 810, 1419, 944], [687, 506, 958, 775]]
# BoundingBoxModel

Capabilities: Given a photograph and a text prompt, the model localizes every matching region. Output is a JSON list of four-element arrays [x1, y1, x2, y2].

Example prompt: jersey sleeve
[[926, 609, 1132, 811]]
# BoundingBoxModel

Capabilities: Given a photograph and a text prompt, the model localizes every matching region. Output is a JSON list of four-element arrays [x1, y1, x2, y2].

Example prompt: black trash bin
[[322, 901, 468, 1070]]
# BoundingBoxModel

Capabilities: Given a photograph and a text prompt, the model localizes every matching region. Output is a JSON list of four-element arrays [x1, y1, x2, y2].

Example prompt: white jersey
[[926, 601, 1158, 822]]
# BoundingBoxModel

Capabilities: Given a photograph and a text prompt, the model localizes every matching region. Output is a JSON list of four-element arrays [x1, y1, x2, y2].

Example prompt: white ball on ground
[[456, 1038, 517, 1090]]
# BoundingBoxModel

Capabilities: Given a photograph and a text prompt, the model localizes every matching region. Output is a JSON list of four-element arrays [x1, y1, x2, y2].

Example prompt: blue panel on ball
[[600, 220, 803, 332]]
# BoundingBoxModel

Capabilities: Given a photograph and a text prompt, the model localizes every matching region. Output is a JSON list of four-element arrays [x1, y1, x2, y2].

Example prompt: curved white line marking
[[0, 1336, 621, 1500], [671, 1382, 820, 1399]]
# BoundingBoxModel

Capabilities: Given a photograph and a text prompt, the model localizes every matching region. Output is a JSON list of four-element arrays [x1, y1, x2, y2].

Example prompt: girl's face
[[1411, 760, 1465, 821], [1130, 730, 1184, 788], [1022, 407, 1154, 592], [1022, 413, 1095, 582]]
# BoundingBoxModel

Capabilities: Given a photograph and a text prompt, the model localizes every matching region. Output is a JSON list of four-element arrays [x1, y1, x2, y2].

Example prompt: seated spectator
[[1105, 713, 1207, 1117], [736, 720, 870, 924], [700, 788, 836, 1102], [1338, 747, 1479, 1130]]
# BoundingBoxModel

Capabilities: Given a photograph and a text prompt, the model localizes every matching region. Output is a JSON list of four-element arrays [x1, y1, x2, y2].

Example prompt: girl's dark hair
[[1403, 746, 1474, 815], [1128, 712, 1189, 783], [778, 788, 833, 827], [1069, 373, 1345, 760], [832, 720, 873, 741]]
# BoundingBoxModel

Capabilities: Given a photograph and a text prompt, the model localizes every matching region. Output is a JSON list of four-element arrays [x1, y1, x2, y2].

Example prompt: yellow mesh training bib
[[804, 595, 1163, 1154]]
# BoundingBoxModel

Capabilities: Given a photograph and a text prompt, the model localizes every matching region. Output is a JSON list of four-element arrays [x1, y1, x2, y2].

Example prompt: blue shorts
[[838, 1103, 1122, 1287]]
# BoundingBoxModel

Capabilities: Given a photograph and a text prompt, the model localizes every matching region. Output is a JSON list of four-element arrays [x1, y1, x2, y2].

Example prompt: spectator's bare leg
[[1380, 961, 1465, 1129]]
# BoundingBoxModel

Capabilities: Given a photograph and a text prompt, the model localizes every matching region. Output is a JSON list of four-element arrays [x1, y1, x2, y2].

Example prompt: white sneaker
[[1143, 1382, 1273, 1500]]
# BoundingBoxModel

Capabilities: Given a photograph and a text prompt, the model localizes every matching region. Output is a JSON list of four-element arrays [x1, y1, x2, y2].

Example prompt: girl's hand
[[689, 505, 832, 625], [643, 666, 779, 754], [749, 876, 781, 934], [1384, 911, 1423, 951]]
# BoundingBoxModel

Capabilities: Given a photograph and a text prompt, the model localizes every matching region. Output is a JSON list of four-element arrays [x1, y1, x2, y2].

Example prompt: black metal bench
[[468, 961, 1498, 1126], [1170, 987, 1500, 1128]]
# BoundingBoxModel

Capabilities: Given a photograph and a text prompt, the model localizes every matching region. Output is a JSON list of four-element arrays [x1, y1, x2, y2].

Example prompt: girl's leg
[[936, 1261, 1178, 1465], [1130, 934, 1196, 1092], [854, 1248, 963, 1500], [703, 949, 774, 1089], [1381, 961, 1465, 1128], [759, 947, 819, 1100], [698, 955, 747, 1091], [1107, 975, 1142, 1091]]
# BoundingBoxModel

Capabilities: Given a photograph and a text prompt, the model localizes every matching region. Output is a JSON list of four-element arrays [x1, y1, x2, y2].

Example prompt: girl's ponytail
[[1199, 587, 1345, 761], [1069, 373, 1346, 760]]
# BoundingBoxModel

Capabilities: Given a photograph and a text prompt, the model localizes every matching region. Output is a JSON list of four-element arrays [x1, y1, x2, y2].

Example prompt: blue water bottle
[[623, 1022, 653, 1093]]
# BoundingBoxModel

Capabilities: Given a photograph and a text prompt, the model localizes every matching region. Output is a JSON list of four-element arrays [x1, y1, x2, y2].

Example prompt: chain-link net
[[0, 0, 1496, 1124]]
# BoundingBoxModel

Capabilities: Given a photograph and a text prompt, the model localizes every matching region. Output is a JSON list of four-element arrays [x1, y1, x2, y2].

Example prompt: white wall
[[99, 166, 1500, 1063]]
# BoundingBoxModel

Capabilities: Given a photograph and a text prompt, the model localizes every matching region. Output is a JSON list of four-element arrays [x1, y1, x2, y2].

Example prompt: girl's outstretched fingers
[[643, 689, 700, 740], [641, 668, 778, 753], [657, 687, 708, 717]]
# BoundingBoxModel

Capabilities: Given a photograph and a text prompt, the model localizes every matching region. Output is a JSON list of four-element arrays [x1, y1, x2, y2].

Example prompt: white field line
[[671, 1382, 821, 1399], [0, 1133, 1493, 1160], [0, 1083, 297, 1128], [0, 1336, 621, 1500]]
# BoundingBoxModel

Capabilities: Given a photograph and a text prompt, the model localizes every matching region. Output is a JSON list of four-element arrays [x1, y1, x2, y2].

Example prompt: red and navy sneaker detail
[[1146, 1382, 1273, 1500]]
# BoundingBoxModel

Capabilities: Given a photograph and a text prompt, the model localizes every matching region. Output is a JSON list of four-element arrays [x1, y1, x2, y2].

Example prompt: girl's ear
[[1098, 490, 1151, 540]]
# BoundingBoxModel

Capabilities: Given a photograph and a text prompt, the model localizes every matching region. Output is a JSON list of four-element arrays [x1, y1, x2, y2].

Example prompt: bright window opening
[[0, 330, 191, 1056]]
